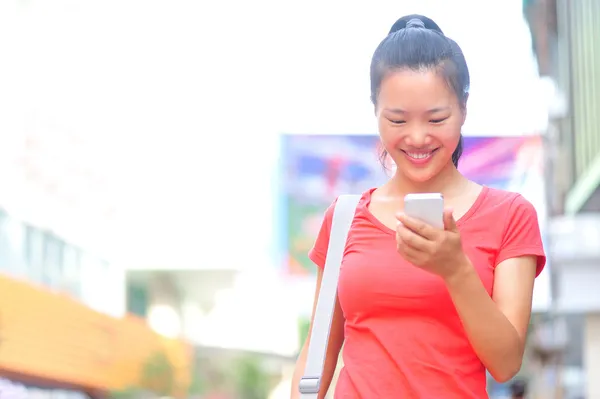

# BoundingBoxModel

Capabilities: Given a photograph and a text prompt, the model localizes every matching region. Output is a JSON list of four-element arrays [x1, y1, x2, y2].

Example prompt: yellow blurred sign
[[0, 275, 192, 395]]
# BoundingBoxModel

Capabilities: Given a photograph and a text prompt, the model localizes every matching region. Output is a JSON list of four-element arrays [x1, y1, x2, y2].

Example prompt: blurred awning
[[0, 274, 193, 393]]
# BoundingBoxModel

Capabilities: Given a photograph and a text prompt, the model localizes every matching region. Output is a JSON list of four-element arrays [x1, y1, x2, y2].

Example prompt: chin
[[392, 153, 452, 184], [394, 161, 442, 184], [403, 170, 438, 184]]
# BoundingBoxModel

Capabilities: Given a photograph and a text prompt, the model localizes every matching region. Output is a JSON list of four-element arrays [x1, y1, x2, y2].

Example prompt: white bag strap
[[299, 194, 361, 399]]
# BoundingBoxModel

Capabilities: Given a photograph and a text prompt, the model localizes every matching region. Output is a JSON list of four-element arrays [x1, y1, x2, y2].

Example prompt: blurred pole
[[546, 119, 565, 399], [536, 94, 568, 399], [531, 0, 574, 395]]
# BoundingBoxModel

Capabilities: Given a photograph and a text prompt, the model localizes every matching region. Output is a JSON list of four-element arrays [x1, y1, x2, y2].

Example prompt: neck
[[388, 161, 468, 199]]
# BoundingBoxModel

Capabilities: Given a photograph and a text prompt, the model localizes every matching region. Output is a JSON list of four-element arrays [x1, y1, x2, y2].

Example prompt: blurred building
[[525, 0, 600, 397], [0, 128, 192, 397], [124, 266, 299, 395]]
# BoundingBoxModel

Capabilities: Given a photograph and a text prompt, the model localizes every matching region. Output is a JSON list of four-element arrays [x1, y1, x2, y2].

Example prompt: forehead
[[378, 68, 456, 110]]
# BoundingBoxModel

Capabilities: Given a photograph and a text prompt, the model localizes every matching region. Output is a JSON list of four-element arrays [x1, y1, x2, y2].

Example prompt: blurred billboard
[[280, 134, 547, 278]]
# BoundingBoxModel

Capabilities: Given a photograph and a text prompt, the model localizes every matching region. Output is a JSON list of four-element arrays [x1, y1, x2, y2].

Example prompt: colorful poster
[[280, 134, 545, 276], [280, 135, 387, 275]]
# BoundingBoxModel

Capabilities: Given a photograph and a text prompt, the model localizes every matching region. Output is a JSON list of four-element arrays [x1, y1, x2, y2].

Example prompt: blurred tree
[[187, 360, 207, 398], [140, 351, 176, 397], [109, 387, 148, 399], [231, 354, 271, 399], [298, 316, 310, 351]]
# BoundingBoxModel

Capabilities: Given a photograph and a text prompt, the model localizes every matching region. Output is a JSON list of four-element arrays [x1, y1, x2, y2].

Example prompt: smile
[[402, 148, 439, 160]]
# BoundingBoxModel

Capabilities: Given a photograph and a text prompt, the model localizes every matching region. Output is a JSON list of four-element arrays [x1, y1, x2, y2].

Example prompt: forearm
[[444, 259, 524, 382]]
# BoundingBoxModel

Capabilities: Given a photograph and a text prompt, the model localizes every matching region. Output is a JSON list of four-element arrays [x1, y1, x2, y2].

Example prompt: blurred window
[[127, 281, 149, 318], [43, 233, 64, 287], [62, 244, 82, 299], [0, 209, 10, 271], [0, 210, 26, 276], [24, 226, 45, 283]]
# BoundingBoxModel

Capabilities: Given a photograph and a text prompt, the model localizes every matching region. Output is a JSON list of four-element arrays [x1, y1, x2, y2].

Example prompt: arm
[[396, 194, 544, 383], [444, 255, 537, 382], [291, 267, 345, 399]]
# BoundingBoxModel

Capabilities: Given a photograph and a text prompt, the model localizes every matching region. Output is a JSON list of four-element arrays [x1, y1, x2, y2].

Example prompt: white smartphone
[[403, 193, 444, 230]]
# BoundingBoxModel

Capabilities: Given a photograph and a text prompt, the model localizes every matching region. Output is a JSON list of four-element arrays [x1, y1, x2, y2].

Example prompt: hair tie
[[406, 18, 425, 29]]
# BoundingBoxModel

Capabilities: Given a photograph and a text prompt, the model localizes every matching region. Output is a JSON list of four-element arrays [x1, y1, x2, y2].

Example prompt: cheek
[[435, 125, 462, 150], [378, 120, 462, 150], [378, 120, 394, 144], [378, 124, 402, 154]]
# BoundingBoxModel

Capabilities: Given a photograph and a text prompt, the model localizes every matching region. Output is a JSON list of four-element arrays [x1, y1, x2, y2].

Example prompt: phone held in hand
[[403, 193, 444, 230]]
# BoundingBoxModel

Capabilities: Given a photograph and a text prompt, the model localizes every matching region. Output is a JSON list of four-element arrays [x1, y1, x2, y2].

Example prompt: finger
[[396, 223, 433, 251], [443, 208, 458, 232], [397, 212, 439, 240], [396, 242, 420, 265]]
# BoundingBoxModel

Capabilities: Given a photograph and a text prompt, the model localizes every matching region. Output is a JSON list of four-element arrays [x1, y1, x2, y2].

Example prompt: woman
[[291, 14, 545, 399]]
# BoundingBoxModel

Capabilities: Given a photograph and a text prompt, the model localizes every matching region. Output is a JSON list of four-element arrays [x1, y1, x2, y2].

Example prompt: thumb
[[443, 208, 457, 231]]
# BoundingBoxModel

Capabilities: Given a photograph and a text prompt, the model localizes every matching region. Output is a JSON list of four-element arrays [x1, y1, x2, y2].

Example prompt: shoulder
[[482, 186, 524, 204], [321, 197, 338, 223], [467, 186, 541, 241], [322, 189, 375, 223], [479, 187, 538, 216], [309, 189, 375, 269], [464, 187, 545, 273]]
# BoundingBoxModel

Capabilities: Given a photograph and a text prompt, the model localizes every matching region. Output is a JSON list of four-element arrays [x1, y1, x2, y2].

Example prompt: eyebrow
[[384, 107, 451, 114]]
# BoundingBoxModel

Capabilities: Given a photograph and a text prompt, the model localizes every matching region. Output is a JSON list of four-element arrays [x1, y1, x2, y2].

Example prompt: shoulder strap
[[299, 194, 361, 399]]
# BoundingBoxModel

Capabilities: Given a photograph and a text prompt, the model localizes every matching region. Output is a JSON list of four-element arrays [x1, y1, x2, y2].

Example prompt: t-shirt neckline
[[361, 186, 489, 235]]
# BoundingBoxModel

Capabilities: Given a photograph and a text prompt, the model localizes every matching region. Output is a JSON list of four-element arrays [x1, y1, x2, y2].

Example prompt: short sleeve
[[496, 194, 546, 277], [307, 199, 337, 269]]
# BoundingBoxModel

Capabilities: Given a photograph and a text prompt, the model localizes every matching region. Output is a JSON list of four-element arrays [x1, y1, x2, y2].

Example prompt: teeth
[[407, 152, 432, 159]]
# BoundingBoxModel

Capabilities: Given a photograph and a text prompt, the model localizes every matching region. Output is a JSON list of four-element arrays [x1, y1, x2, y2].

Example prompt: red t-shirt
[[308, 187, 545, 399]]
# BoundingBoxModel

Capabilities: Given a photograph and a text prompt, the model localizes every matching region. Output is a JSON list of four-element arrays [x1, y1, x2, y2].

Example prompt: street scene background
[[0, 0, 597, 398]]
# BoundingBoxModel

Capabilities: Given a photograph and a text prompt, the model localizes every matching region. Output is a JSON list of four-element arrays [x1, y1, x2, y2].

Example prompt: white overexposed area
[[0, 0, 549, 354]]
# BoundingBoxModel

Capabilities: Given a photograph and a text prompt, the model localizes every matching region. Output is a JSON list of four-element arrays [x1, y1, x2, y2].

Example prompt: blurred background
[[0, 0, 597, 398]]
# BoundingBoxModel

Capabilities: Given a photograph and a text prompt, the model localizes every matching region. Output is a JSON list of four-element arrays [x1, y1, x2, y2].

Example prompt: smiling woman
[[371, 15, 469, 182], [292, 13, 545, 399]]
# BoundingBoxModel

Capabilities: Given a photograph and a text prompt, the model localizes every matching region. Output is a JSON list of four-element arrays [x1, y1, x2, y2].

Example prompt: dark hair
[[371, 14, 470, 167]]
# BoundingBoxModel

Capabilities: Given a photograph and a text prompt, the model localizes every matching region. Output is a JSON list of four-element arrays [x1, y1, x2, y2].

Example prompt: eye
[[388, 119, 406, 125], [430, 117, 448, 124]]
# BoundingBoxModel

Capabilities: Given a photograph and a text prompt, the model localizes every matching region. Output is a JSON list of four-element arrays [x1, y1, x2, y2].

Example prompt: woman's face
[[376, 68, 465, 183]]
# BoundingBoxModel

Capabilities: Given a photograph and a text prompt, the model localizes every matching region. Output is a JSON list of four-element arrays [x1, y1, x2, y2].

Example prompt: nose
[[404, 126, 432, 148]]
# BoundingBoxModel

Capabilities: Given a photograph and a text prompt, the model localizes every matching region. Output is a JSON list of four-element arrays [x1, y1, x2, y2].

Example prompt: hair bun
[[388, 14, 444, 35], [406, 18, 425, 29]]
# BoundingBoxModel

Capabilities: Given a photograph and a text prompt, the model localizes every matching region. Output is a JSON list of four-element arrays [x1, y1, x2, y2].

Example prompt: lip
[[401, 148, 439, 166]]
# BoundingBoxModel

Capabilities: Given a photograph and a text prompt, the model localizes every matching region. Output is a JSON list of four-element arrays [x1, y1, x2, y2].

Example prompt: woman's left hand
[[396, 208, 469, 280]]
